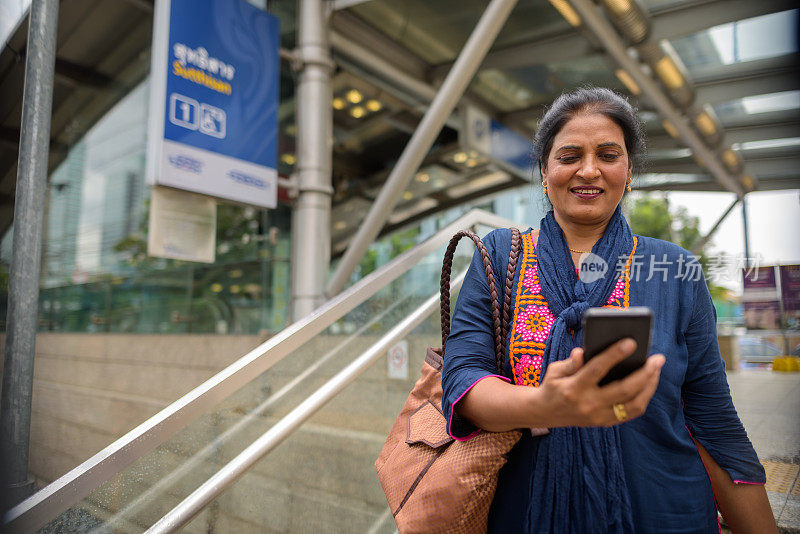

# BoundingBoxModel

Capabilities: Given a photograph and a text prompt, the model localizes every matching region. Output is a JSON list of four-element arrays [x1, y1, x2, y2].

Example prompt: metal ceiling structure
[[0, 0, 798, 249], [0, 0, 154, 237]]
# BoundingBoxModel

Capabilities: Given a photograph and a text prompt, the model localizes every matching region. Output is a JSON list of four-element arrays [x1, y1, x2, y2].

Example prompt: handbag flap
[[406, 400, 453, 448]]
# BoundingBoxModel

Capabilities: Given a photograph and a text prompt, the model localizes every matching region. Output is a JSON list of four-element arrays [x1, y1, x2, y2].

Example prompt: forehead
[[551, 112, 626, 150]]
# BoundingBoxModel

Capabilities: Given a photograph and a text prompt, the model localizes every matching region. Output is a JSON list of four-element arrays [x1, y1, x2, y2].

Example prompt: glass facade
[[0, 77, 293, 335], [0, 64, 546, 337], [0, 73, 541, 336], [0, 0, 307, 336], [0, 0, 32, 49]]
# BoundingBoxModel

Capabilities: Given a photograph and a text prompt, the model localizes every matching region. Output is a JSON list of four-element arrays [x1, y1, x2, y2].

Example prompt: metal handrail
[[89, 297, 409, 533], [147, 270, 468, 533], [2, 208, 516, 533]]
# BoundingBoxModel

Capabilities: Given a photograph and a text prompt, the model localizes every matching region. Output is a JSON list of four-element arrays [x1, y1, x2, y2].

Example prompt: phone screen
[[582, 307, 652, 386]]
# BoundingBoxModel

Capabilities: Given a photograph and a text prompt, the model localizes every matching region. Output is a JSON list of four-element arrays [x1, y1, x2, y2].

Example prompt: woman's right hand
[[536, 338, 665, 428], [456, 338, 665, 433]]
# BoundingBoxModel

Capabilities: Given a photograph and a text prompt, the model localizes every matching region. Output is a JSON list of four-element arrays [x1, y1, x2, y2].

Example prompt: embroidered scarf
[[526, 205, 635, 533]]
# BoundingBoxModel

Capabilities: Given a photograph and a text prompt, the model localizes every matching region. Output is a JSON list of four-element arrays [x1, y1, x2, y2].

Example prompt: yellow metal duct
[[636, 40, 694, 108], [601, 0, 650, 44], [549, 0, 582, 27], [689, 104, 723, 146]]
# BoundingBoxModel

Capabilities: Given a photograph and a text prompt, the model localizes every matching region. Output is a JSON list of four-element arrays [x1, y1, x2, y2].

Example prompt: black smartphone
[[581, 307, 653, 386]]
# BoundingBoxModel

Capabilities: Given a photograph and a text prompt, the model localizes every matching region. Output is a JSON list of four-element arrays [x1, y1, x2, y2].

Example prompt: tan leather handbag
[[375, 229, 523, 534]]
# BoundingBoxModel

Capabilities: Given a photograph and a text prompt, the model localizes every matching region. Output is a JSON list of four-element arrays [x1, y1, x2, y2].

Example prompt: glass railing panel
[[180, 313, 443, 534], [35, 242, 473, 533]]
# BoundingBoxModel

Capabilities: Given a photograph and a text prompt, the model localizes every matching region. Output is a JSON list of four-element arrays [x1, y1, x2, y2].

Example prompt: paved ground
[[727, 369, 800, 532]]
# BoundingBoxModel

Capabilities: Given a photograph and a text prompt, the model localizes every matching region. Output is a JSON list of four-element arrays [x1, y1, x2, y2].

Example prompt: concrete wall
[[0, 333, 264, 486], [0, 331, 433, 533]]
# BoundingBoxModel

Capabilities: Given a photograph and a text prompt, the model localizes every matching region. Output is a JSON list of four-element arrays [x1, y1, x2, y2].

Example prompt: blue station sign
[[461, 105, 535, 179], [147, 0, 280, 208]]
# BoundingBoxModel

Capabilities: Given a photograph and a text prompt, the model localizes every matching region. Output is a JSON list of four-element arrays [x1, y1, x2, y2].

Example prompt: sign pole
[[742, 196, 751, 269], [0, 0, 59, 511]]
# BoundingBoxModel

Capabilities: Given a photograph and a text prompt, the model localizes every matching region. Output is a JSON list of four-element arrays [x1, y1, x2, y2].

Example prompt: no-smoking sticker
[[387, 339, 409, 380]]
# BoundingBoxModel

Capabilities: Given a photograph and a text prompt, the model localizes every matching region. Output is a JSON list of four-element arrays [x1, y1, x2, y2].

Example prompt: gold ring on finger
[[613, 403, 627, 422]]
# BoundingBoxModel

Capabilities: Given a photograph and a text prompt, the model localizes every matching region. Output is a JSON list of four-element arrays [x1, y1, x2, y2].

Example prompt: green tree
[[626, 194, 729, 301], [627, 196, 673, 242], [356, 226, 421, 277], [672, 206, 702, 254], [626, 195, 703, 252]]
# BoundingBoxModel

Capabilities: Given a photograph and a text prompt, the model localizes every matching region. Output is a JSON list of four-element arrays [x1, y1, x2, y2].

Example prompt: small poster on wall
[[742, 265, 800, 330], [742, 266, 780, 330], [779, 264, 800, 330], [148, 186, 217, 263]]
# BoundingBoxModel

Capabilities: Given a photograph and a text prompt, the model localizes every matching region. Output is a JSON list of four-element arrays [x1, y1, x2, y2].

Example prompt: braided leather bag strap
[[440, 228, 521, 375], [503, 228, 522, 345]]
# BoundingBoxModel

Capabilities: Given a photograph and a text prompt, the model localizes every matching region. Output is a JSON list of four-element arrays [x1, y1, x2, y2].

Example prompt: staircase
[[2, 210, 516, 533]]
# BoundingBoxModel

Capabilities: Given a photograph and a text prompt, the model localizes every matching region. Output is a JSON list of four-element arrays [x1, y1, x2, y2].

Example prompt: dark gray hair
[[534, 87, 646, 172]]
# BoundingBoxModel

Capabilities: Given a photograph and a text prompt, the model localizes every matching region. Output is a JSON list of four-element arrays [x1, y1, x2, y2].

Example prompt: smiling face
[[541, 111, 631, 232]]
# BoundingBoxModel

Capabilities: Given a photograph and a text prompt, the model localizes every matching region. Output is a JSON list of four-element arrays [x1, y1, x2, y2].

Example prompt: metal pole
[[290, 0, 334, 320], [742, 195, 751, 268], [567, 0, 744, 197], [330, 31, 437, 103], [0, 0, 59, 512], [326, 0, 519, 297], [690, 197, 740, 256]]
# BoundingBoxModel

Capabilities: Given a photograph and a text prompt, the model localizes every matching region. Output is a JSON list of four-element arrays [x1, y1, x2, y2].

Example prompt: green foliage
[[215, 203, 261, 261], [627, 196, 672, 242], [627, 194, 730, 303], [708, 284, 732, 302], [357, 226, 421, 278], [113, 233, 149, 266], [672, 206, 702, 253], [627, 195, 702, 252], [113, 197, 154, 268]]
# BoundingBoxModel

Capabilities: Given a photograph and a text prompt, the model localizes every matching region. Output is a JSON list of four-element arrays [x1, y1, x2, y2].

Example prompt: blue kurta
[[442, 228, 765, 533]]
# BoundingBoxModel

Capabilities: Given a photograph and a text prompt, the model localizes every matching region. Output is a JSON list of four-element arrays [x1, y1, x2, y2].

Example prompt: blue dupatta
[[526, 206, 636, 533]]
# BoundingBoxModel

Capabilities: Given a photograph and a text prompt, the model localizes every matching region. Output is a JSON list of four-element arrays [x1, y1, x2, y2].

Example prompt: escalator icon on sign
[[199, 104, 226, 139]]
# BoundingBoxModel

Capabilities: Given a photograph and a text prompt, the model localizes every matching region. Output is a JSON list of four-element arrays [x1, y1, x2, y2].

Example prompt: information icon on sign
[[200, 104, 226, 139], [169, 93, 199, 130]]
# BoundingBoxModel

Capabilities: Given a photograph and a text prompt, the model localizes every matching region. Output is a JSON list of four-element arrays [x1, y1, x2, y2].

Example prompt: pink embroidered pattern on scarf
[[508, 232, 637, 387]]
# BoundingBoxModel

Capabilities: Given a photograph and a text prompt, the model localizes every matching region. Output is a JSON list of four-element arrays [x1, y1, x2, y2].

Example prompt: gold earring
[[626, 171, 632, 192], [542, 180, 547, 194]]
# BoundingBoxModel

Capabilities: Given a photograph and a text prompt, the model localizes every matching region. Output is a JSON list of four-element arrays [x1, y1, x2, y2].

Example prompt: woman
[[441, 87, 775, 533]]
